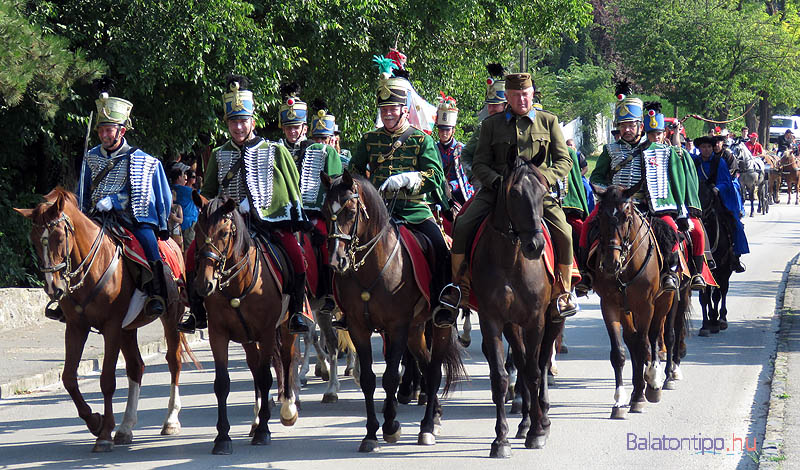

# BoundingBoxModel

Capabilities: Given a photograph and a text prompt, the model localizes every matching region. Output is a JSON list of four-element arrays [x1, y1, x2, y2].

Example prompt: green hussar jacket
[[675, 146, 702, 216], [561, 147, 589, 218], [296, 142, 342, 212], [202, 138, 305, 225], [349, 125, 447, 224]]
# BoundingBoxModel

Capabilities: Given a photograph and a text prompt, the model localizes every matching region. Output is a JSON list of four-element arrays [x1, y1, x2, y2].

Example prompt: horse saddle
[[395, 221, 434, 308]]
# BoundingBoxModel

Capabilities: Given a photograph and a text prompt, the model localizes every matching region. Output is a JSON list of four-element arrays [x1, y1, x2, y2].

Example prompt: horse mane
[[205, 197, 251, 255], [31, 187, 80, 224], [506, 157, 549, 190]]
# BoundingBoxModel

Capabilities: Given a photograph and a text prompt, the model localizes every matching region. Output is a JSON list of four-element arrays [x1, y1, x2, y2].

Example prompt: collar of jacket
[[100, 137, 131, 158], [504, 107, 536, 122]]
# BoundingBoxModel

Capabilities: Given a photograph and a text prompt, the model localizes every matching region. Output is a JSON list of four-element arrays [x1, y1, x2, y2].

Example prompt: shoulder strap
[[221, 150, 246, 189], [90, 147, 138, 195], [612, 143, 642, 175]]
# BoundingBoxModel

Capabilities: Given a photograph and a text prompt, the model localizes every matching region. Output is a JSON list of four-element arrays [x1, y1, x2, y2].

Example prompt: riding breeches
[[275, 230, 306, 274], [130, 224, 160, 261], [542, 196, 574, 265], [689, 217, 705, 256], [407, 217, 451, 306]]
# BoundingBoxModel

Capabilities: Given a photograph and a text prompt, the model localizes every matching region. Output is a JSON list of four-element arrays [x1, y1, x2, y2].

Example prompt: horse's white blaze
[[614, 386, 626, 407], [163, 384, 181, 428], [331, 201, 342, 214], [118, 379, 141, 434], [280, 394, 298, 421]]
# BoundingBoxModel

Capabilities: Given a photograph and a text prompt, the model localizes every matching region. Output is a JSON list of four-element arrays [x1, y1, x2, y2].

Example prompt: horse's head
[[322, 170, 385, 274], [14, 188, 79, 301], [498, 157, 548, 259], [192, 192, 250, 297], [592, 180, 643, 274]]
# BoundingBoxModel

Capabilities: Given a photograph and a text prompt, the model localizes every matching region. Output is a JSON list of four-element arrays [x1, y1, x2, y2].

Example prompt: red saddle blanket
[[396, 224, 433, 307], [121, 228, 184, 280]]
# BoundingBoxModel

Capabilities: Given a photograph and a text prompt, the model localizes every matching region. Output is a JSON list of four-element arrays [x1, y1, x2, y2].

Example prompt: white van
[[769, 115, 800, 143]]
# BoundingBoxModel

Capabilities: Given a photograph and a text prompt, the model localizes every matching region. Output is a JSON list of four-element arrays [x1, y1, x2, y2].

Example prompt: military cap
[[223, 74, 254, 120], [505, 73, 534, 90]]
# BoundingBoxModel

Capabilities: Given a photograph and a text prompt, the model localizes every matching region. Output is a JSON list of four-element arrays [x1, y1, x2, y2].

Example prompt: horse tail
[[179, 332, 202, 370], [441, 328, 469, 397], [337, 327, 355, 354]]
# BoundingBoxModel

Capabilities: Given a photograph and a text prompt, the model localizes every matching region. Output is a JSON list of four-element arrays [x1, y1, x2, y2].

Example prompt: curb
[[0, 329, 208, 400], [759, 252, 800, 469]]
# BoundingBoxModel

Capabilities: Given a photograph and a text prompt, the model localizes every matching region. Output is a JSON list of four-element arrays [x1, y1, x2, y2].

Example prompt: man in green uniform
[[443, 73, 579, 320], [278, 82, 310, 160], [461, 63, 508, 186], [339, 55, 452, 329]]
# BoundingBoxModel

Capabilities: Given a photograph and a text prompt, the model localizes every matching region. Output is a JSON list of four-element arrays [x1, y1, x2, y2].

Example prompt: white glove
[[95, 196, 113, 212], [239, 198, 251, 214], [379, 172, 422, 194]]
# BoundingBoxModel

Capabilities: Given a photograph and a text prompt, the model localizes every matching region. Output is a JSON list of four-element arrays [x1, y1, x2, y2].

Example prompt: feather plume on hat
[[486, 63, 505, 78], [92, 77, 115, 98], [614, 80, 632, 100], [225, 74, 250, 92], [643, 101, 662, 114], [279, 82, 301, 99]]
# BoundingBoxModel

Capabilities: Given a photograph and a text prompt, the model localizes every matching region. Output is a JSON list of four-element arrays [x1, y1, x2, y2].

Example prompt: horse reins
[[601, 204, 656, 296]]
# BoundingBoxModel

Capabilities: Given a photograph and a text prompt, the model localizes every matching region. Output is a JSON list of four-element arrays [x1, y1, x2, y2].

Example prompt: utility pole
[[519, 40, 527, 73]]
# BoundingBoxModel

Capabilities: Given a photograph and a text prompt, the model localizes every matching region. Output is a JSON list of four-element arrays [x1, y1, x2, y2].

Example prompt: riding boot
[[731, 253, 746, 273], [553, 263, 579, 320], [288, 273, 309, 334], [433, 252, 466, 328], [690, 255, 707, 291], [145, 260, 167, 318], [574, 246, 593, 297], [178, 271, 207, 333], [660, 252, 679, 292]]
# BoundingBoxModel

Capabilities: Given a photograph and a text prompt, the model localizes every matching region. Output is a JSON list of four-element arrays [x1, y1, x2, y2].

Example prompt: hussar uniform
[[435, 93, 473, 206]]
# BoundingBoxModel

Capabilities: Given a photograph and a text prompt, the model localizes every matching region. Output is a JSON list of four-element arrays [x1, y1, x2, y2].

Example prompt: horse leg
[[699, 288, 711, 336], [210, 330, 233, 455], [459, 308, 472, 348], [504, 345, 517, 404], [718, 274, 730, 330], [313, 323, 330, 382], [481, 319, 512, 458], [318, 312, 341, 403], [160, 318, 183, 436], [246, 342, 273, 446], [113, 330, 145, 445], [91, 326, 122, 452], [398, 348, 417, 405], [504, 324, 527, 426], [626, 308, 652, 413], [297, 330, 311, 387], [417, 324, 447, 445], [522, 321, 546, 449], [62, 323, 103, 444], [379, 326, 407, 445], [352, 328, 380, 453], [277, 325, 299, 426], [537, 319, 563, 443]]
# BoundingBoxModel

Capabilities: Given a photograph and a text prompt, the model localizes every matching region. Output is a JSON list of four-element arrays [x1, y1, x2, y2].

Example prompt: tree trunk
[[758, 91, 770, 148], [745, 100, 758, 137]]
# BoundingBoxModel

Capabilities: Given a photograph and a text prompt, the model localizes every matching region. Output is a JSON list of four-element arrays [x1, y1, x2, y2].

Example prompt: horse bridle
[[601, 203, 651, 280], [497, 160, 544, 242], [327, 182, 391, 273], [195, 213, 251, 289]]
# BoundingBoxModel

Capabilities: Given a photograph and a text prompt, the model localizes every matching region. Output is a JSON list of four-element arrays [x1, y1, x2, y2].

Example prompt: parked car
[[769, 115, 800, 143]]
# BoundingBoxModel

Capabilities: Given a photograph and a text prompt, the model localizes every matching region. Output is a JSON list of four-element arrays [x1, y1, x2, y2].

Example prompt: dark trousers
[[407, 218, 451, 308]]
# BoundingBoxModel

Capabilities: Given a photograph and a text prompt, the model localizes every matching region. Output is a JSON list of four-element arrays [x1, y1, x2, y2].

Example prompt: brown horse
[[191, 194, 298, 455], [469, 157, 564, 457], [762, 153, 782, 204], [588, 184, 676, 419], [779, 153, 800, 204], [14, 188, 193, 452], [320, 171, 466, 452]]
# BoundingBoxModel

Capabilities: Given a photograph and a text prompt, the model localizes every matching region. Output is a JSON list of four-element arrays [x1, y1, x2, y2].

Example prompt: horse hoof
[[358, 439, 380, 453], [280, 413, 298, 427], [344, 367, 353, 377], [458, 337, 471, 348], [658, 351, 667, 361], [212, 438, 233, 455], [525, 434, 547, 449], [515, 425, 531, 439], [418, 432, 436, 445], [489, 441, 512, 458], [433, 423, 442, 437], [510, 398, 522, 414], [113, 431, 132, 445], [397, 392, 412, 405], [630, 401, 646, 413], [87, 413, 104, 437], [383, 423, 402, 443], [663, 379, 677, 391], [161, 423, 181, 436], [91, 439, 114, 453], [719, 320, 728, 330], [300, 377, 308, 387], [322, 393, 339, 404], [251, 430, 271, 446], [710, 325, 720, 334], [699, 328, 710, 337], [321, 371, 330, 382], [645, 386, 662, 403], [610, 407, 627, 419]]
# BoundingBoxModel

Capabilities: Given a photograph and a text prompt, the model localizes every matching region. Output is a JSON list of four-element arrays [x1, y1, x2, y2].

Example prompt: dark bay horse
[[469, 158, 564, 457], [192, 194, 298, 455], [697, 184, 734, 336], [589, 184, 676, 419], [320, 171, 466, 452], [15, 188, 194, 452]]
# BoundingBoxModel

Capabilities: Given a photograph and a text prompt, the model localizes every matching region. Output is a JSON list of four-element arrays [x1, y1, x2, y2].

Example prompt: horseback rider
[[277, 82, 311, 161], [338, 56, 452, 330], [178, 75, 310, 334], [297, 99, 343, 326], [443, 72, 580, 322], [692, 136, 749, 273], [744, 132, 763, 157], [713, 134, 738, 177], [435, 93, 474, 208], [461, 63, 509, 187], [577, 90, 690, 296], [74, 85, 171, 321], [777, 129, 795, 156]]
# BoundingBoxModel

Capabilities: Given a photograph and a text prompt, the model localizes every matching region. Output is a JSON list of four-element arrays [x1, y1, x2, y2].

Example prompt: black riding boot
[[731, 253, 746, 273], [691, 255, 707, 291], [574, 246, 593, 297], [660, 252, 679, 292], [178, 270, 207, 333], [145, 260, 167, 318], [288, 273, 309, 334]]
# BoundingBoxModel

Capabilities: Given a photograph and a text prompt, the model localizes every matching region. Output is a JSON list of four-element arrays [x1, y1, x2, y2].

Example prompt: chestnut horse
[[588, 183, 676, 419], [320, 171, 466, 452], [191, 194, 298, 455], [469, 157, 564, 457], [15, 188, 193, 452], [779, 152, 800, 204]]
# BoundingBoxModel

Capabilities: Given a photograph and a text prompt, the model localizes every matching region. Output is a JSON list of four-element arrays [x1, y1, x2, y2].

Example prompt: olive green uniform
[[452, 107, 574, 265]]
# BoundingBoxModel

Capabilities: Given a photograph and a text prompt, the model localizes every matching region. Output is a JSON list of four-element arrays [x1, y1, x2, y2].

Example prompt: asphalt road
[[0, 202, 796, 470]]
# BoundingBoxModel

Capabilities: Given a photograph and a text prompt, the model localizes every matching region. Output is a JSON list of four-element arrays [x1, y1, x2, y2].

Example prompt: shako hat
[[278, 82, 307, 128], [93, 77, 133, 129], [222, 74, 255, 120]]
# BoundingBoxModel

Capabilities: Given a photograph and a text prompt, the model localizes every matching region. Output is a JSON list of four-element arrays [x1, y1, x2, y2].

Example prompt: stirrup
[[177, 312, 197, 334], [574, 272, 592, 297], [555, 292, 579, 319], [660, 273, 678, 292], [44, 300, 65, 323], [145, 295, 166, 318], [690, 274, 707, 291], [437, 283, 462, 311], [332, 316, 348, 331], [432, 306, 457, 328]]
